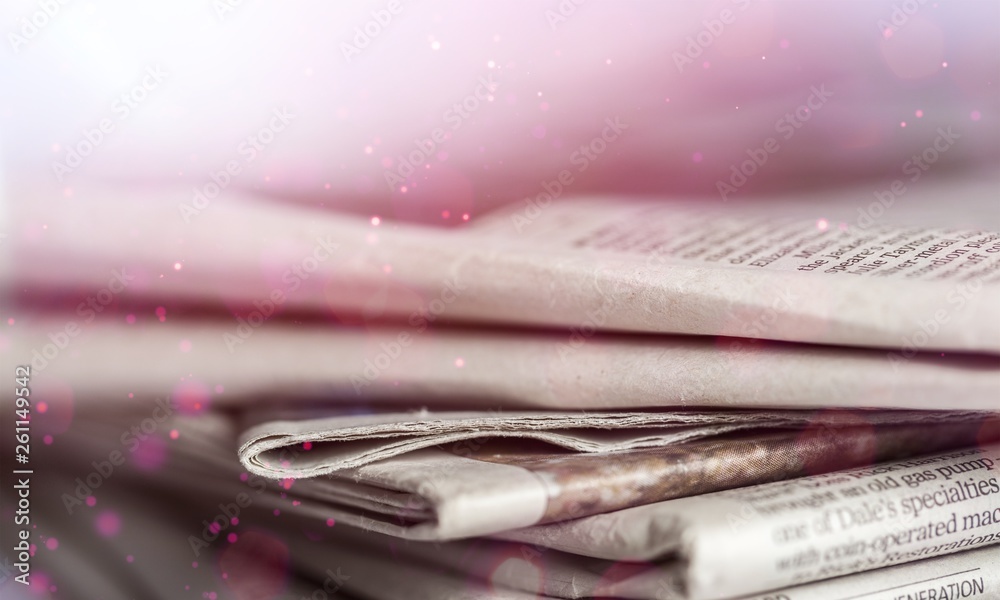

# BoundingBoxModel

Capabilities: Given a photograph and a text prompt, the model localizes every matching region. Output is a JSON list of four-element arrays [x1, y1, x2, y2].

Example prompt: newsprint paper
[[8, 189, 1000, 352], [239, 413, 998, 540], [12, 317, 1000, 412], [497, 443, 1000, 599], [31, 410, 1000, 600]]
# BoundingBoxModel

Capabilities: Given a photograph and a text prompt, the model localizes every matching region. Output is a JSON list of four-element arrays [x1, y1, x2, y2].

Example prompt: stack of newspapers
[[5, 185, 1000, 600]]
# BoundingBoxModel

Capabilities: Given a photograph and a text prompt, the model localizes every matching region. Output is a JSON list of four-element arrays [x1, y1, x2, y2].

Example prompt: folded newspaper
[[17, 408, 1000, 600], [493, 441, 1000, 599], [241, 413, 998, 540], [5, 188, 1000, 600], [15, 317, 1000, 412], [8, 188, 1000, 353]]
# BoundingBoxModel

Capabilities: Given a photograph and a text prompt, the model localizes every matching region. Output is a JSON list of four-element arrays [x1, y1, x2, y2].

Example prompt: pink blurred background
[[1, 0, 997, 226]]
